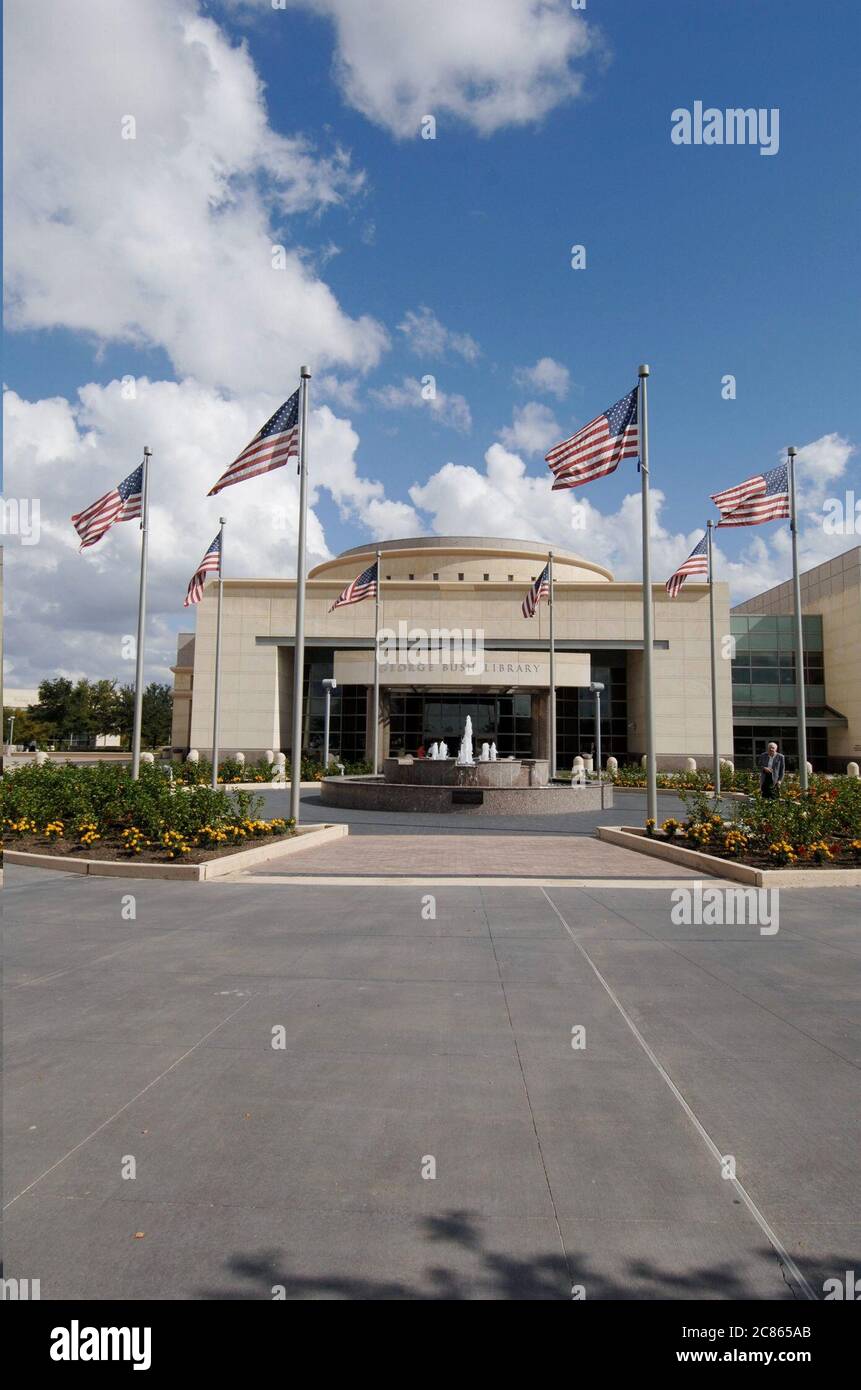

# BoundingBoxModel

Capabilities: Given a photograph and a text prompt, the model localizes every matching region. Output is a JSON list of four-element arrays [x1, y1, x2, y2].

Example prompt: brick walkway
[[248, 833, 700, 880]]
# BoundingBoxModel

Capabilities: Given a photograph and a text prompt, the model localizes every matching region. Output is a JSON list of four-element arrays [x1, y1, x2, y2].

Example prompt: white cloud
[[371, 377, 472, 433], [714, 434, 859, 601], [409, 443, 691, 580], [273, 0, 600, 138], [398, 307, 481, 363], [409, 433, 861, 603], [514, 356, 571, 399], [4, 0, 388, 393], [2, 380, 421, 685], [498, 402, 561, 456], [315, 374, 362, 412]]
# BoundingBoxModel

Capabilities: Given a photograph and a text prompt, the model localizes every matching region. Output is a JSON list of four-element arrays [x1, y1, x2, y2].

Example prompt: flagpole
[[707, 521, 721, 801], [547, 551, 556, 778], [210, 518, 227, 791], [638, 365, 657, 823], [289, 367, 311, 824], [372, 550, 382, 774], [788, 445, 809, 790], [130, 446, 151, 780]]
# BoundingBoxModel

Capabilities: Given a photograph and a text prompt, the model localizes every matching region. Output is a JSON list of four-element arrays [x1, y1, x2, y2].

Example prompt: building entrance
[[388, 692, 534, 757]]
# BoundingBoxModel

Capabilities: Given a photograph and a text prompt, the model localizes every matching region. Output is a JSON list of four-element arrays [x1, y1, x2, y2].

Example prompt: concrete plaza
[[3, 793, 859, 1300]]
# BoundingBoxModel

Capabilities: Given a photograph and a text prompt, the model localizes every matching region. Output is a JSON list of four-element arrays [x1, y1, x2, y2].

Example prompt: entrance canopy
[[333, 649, 590, 688]]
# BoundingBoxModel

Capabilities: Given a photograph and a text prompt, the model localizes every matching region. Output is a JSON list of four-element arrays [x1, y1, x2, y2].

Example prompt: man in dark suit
[[758, 741, 786, 798]]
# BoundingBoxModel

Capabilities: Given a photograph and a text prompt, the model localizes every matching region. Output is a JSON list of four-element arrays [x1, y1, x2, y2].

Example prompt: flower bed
[[638, 777, 861, 870], [175, 756, 374, 785], [1, 761, 295, 863], [610, 763, 761, 794]]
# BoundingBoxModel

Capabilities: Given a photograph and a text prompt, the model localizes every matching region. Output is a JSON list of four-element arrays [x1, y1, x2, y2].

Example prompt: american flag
[[184, 532, 222, 607], [665, 533, 708, 598], [71, 464, 143, 549], [546, 388, 639, 491], [713, 464, 790, 527], [522, 563, 550, 618], [330, 561, 378, 611], [208, 388, 300, 495]]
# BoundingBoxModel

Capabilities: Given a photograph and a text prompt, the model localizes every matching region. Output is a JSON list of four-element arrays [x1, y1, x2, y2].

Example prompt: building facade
[[171, 535, 734, 770], [731, 544, 860, 771]]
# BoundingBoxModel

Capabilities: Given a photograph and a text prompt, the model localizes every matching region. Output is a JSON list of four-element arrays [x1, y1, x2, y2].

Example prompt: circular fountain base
[[383, 757, 549, 788], [319, 757, 612, 815]]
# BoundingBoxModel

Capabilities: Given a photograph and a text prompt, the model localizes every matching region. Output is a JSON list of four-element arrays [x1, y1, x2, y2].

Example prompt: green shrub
[[1, 761, 265, 840], [728, 777, 860, 855]]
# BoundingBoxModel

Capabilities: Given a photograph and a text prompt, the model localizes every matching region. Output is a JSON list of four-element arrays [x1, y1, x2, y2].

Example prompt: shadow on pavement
[[195, 1209, 826, 1300]]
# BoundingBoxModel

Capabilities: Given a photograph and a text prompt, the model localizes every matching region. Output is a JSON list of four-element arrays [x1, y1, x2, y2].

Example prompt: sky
[[4, 0, 860, 690]]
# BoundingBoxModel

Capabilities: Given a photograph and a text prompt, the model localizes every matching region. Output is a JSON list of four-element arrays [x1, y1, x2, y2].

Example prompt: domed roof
[[309, 536, 613, 584]]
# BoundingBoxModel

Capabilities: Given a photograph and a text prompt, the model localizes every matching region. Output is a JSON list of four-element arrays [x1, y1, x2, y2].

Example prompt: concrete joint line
[[480, 889, 572, 1290], [539, 887, 817, 1302], [2, 996, 254, 1211]]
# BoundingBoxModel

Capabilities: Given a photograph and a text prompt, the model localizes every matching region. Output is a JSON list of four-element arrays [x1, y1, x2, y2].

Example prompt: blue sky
[[4, 0, 860, 685]]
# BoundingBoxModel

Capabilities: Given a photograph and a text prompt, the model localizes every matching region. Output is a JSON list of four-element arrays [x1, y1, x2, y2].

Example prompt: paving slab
[[4, 865, 857, 1301], [245, 832, 702, 880]]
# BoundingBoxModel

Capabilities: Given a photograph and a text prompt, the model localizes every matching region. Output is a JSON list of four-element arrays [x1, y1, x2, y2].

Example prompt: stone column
[[531, 692, 549, 759]]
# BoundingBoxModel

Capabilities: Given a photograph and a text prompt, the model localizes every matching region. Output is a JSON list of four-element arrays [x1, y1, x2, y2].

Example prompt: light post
[[590, 680, 605, 810], [322, 677, 337, 772], [7, 713, 15, 753]]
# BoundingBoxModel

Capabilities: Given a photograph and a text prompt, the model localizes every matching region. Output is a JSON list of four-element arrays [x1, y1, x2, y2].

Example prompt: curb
[[596, 825, 861, 887], [4, 823, 348, 881]]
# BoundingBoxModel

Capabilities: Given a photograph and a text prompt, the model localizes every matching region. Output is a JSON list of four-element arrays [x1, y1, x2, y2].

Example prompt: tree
[[141, 683, 173, 750], [116, 683, 173, 750], [28, 677, 121, 745], [30, 678, 75, 742], [3, 705, 53, 748], [89, 680, 122, 738]]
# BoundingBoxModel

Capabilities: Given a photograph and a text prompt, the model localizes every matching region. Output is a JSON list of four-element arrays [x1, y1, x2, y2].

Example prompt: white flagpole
[[788, 445, 809, 789], [548, 551, 556, 778], [130, 446, 151, 780], [210, 517, 227, 791], [638, 365, 657, 823], [707, 521, 721, 801], [289, 368, 311, 824], [373, 549, 382, 774]]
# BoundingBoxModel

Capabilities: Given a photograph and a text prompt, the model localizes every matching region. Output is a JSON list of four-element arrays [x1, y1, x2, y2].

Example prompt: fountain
[[457, 715, 475, 766], [320, 714, 611, 816]]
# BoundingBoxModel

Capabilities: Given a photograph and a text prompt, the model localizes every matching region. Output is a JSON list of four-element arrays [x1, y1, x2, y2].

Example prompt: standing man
[[758, 741, 786, 799]]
